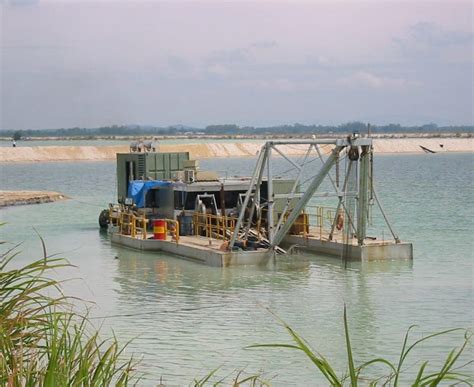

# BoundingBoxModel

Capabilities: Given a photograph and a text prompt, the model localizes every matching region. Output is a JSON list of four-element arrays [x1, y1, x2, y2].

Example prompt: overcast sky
[[1, 0, 472, 130]]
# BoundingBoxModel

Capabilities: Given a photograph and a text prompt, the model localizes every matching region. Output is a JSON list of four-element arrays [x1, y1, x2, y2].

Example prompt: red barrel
[[153, 219, 167, 240]]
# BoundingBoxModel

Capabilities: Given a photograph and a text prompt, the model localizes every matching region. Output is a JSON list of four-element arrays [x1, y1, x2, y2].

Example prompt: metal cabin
[[116, 151, 190, 203]]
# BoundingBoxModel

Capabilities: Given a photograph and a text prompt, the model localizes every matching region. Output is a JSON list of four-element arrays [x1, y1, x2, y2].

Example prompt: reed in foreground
[[0, 238, 137, 385], [248, 308, 472, 386]]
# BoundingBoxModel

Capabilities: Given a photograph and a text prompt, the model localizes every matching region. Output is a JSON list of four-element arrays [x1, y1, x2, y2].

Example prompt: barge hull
[[283, 234, 413, 261], [110, 233, 272, 267]]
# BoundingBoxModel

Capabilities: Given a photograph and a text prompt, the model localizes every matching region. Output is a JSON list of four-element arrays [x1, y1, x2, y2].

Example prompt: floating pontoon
[[100, 134, 412, 266]]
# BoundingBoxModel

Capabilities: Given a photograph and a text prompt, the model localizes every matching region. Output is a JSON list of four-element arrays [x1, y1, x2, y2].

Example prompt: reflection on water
[[113, 249, 311, 297], [1, 153, 473, 385], [105, 246, 419, 384]]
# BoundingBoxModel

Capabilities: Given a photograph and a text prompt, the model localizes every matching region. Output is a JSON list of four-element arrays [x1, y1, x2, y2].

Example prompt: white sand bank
[[0, 138, 472, 163]]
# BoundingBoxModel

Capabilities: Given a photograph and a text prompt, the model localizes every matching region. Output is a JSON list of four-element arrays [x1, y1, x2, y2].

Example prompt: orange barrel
[[153, 219, 167, 240]]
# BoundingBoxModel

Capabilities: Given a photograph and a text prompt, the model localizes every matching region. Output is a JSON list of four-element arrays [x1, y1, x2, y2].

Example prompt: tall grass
[[193, 368, 270, 386], [0, 236, 137, 385], [248, 308, 473, 386]]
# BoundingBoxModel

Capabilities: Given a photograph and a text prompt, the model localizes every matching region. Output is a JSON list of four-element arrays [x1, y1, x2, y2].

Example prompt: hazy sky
[[1, 0, 472, 130]]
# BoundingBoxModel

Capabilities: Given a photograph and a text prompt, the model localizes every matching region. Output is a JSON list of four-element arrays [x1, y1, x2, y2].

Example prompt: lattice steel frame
[[228, 135, 400, 251]]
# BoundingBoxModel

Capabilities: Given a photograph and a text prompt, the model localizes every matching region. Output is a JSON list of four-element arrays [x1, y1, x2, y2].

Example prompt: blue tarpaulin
[[127, 180, 171, 208]]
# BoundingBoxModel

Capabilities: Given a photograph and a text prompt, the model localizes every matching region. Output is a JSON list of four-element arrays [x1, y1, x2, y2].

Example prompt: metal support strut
[[271, 146, 343, 247], [228, 146, 267, 250]]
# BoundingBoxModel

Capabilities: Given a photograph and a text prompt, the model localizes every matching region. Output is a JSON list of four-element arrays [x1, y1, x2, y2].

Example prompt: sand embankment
[[0, 138, 472, 163], [373, 137, 473, 153], [0, 191, 69, 207], [0, 145, 130, 163]]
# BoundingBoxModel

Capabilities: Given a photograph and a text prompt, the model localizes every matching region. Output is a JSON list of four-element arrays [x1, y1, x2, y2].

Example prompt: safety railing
[[192, 212, 237, 240], [117, 211, 149, 239], [286, 206, 338, 239], [284, 211, 310, 237], [110, 205, 182, 242], [163, 219, 180, 243], [134, 215, 149, 240], [108, 205, 122, 227]]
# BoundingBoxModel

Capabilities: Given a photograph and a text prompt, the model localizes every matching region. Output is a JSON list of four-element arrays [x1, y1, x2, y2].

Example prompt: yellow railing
[[287, 206, 338, 238], [285, 212, 310, 237], [134, 215, 148, 240], [108, 206, 182, 242], [110, 205, 339, 242], [192, 212, 237, 240], [163, 219, 180, 243], [108, 205, 122, 227], [117, 211, 149, 239]]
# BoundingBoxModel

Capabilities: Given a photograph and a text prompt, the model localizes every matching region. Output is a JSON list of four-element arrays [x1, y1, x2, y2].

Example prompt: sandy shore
[[0, 138, 472, 163], [0, 191, 69, 207]]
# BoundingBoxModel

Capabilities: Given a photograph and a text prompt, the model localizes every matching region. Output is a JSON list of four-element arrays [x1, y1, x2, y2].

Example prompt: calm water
[[0, 153, 473, 385]]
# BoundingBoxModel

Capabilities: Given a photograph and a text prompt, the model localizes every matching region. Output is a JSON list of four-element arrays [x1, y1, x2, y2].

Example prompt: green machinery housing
[[116, 152, 189, 202]]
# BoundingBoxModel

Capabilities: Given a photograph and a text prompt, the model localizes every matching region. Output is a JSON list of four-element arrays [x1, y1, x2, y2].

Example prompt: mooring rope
[[70, 198, 108, 208]]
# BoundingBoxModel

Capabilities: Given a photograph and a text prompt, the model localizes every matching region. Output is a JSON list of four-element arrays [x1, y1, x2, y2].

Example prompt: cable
[[278, 156, 320, 176], [70, 198, 106, 208]]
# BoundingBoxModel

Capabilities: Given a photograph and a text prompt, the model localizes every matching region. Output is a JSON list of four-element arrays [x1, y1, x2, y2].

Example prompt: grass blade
[[343, 306, 357, 387]]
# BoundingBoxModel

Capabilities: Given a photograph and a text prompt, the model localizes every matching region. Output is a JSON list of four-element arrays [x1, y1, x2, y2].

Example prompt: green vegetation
[[12, 131, 22, 141], [0, 236, 137, 385], [2, 122, 473, 139], [193, 369, 269, 386], [248, 309, 473, 386]]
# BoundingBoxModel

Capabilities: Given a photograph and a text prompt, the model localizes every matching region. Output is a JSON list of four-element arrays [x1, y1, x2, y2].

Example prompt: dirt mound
[[0, 190, 69, 207]]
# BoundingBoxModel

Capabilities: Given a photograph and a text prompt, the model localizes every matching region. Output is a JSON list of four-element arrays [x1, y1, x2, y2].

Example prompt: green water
[[0, 153, 473, 385]]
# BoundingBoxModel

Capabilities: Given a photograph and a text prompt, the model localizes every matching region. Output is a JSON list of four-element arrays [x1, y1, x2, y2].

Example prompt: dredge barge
[[100, 135, 412, 266]]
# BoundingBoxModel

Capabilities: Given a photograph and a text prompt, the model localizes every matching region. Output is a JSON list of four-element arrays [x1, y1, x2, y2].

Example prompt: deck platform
[[283, 229, 413, 261], [110, 233, 273, 267]]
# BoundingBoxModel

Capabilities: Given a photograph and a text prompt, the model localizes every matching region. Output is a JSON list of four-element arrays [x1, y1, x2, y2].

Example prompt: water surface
[[0, 153, 472, 385]]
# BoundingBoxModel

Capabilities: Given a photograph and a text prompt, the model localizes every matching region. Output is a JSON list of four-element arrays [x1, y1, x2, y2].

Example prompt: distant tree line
[[3, 122, 473, 139]]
